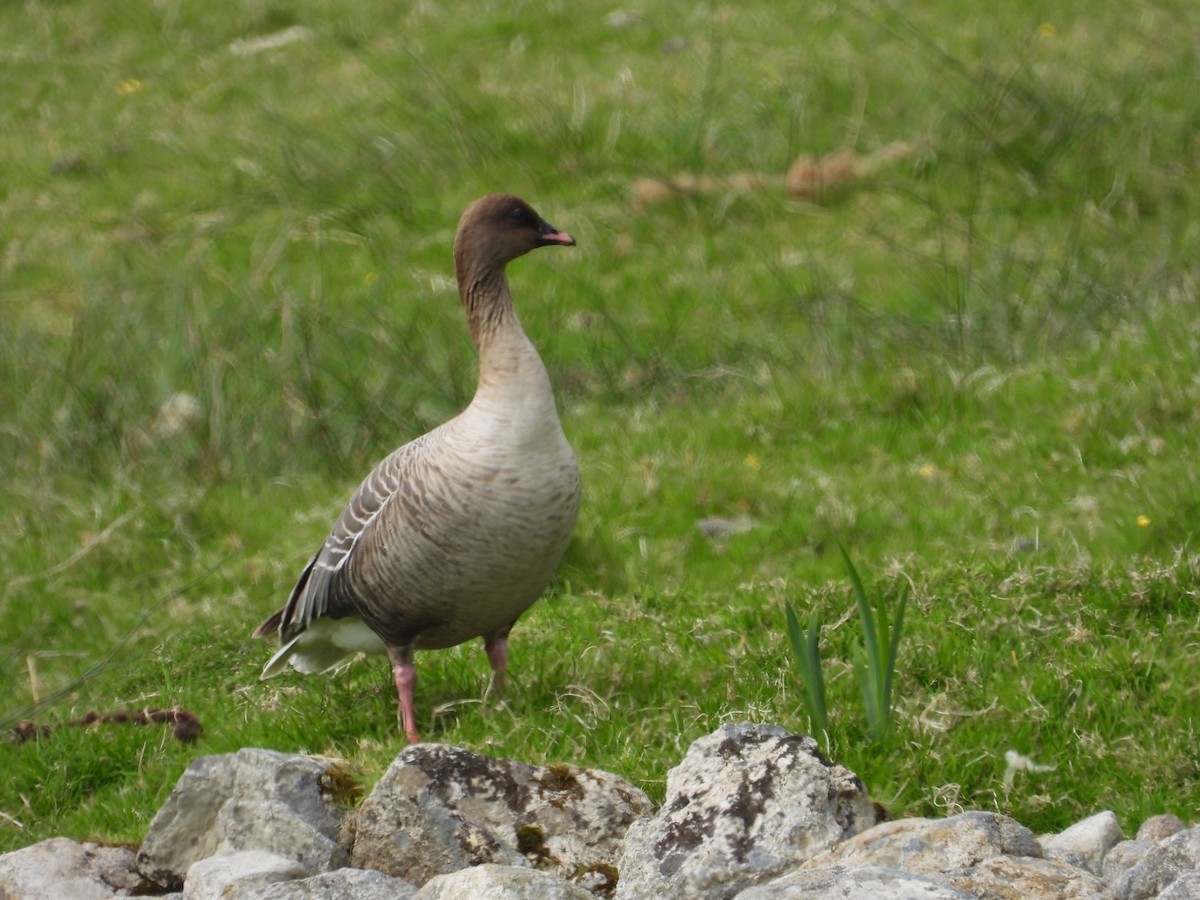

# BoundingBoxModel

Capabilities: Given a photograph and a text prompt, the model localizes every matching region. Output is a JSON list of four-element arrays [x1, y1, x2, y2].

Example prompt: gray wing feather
[[275, 438, 422, 639]]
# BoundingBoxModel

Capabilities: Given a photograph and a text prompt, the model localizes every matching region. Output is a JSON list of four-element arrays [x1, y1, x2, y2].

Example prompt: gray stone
[[217, 798, 346, 873], [414, 863, 595, 899], [0, 837, 142, 900], [1157, 871, 1200, 899], [137, 748, 355, 890], [182, 850, 307, 900], [734, 863, 975, 898], [1041, 810, 1123, 875], [230, 866, 418, 899], [805, 811, 1042, 878], [1137, 814, 1187, 845], [351, 742, 652, 887], [1103, 839, 1152, 882], [1115, 827, 1200, 900], [614, 723, 875, 900], [136, 754, 234, 887]]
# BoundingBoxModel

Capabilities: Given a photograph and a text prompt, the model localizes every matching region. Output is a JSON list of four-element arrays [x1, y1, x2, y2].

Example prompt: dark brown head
[[454, 194, 575, 280]]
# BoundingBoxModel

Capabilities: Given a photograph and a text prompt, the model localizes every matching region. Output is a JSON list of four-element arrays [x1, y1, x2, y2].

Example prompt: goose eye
[[509, 207, 534, 225]]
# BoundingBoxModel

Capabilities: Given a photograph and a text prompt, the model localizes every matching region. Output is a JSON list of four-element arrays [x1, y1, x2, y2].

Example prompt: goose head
[[454, 194, 575, 281]]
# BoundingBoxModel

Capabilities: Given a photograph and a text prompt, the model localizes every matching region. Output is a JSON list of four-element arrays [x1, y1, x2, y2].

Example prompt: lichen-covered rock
[[733, 863, 976, 899], [1114, 827, 1200, 900], [0, 838, 143, 900], [413, 863, 595, 899], [614, 723, 876, 900], [136, 748, 355, 890], [350, 743, 652, 889], [1041, 810, 1123, 875]]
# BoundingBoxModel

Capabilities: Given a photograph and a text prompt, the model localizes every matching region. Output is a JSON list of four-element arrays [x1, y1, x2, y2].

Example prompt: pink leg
[[484, 635, 509, 693], [391, 659, 421, 744]]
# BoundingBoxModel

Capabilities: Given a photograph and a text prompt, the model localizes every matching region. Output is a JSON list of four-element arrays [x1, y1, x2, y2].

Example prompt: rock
[[945, 854, 1110, 899], [414, 863, 595, 899], [1114, 827, 1200, 900], [350, 743, 652, 888], [136, 748, 355, 890], [806, 811, 1042, 877], [1041, 810, 1123, 875], [803, 813, 1113, 899], [136, 753, 234, 887], [1103, 841, 1152, 881], [1157, 871, 1200, 899], [695, 516, 755, 540], [614, 723, 875, 900], [182, 850, 308, 900], [231, 866, 418, 899], [0, 837, 143, 899], [8, 727, 1199, 900], [1137, 815, 1187, 845], [733, 863, 976, 899], [217, 798, 346, 873]]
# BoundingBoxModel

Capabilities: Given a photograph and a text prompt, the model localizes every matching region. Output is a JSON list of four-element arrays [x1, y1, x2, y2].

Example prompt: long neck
[[456, 258, 552, 409], [456, 264, 517, 352]]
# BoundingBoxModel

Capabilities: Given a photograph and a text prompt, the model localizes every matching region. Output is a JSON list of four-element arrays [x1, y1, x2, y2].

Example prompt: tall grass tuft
[[785, 602, 828, 742], [842, 545, 909, 744], [787, 547, 909, 745]]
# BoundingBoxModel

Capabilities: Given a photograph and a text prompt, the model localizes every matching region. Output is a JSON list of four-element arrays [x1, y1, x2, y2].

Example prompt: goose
[[254, 194, 581, 743]]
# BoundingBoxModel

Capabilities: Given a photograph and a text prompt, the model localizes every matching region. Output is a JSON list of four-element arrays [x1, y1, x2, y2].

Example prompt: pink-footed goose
[[254, 194, 581, 743]]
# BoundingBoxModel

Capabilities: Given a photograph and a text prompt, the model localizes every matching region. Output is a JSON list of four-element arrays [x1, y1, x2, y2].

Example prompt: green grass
[[3, 0, 1199, 852]]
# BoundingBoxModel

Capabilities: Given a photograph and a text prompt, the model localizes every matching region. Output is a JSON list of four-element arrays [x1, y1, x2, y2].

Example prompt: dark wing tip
[[253, 608, 285, 640]]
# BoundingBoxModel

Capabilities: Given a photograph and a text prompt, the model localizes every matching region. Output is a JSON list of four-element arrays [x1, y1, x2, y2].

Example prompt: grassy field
[[2, 0, 1198, 853]]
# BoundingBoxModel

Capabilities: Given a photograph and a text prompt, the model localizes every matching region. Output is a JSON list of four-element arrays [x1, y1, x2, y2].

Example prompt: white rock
[[734, 863, 975, 898], [1041, 810, 1123, 875], [0, 838, 140, 900], [414, 863, 594, 899], [615, 723, 876, 899], [182, 850, 307, 900], [351, 743, 652, 887]]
